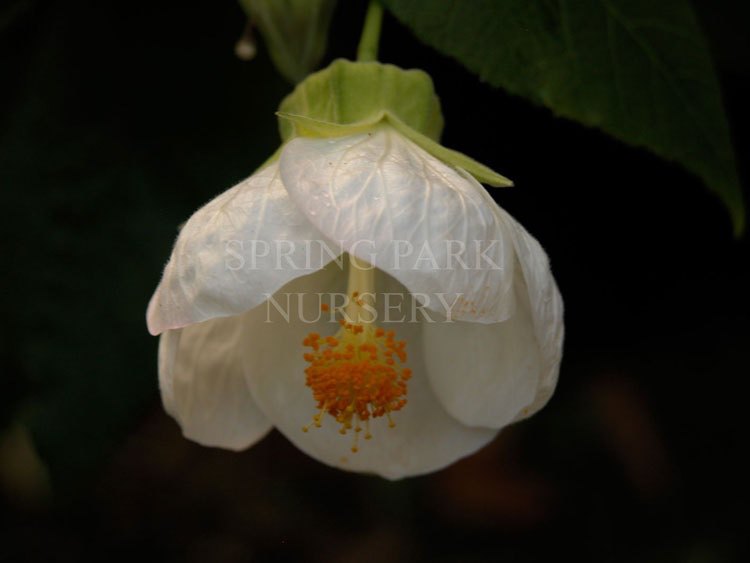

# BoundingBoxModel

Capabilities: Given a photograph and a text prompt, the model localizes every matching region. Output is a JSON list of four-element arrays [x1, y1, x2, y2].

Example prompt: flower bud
[[239, 0, 337, 83]]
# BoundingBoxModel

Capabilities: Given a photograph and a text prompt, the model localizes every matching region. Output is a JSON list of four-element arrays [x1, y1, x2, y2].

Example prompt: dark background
[[1, 0, 748, 561]]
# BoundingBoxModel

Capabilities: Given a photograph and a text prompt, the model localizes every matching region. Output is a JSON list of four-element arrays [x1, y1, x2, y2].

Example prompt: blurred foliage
[[381, 0, 745, 234]]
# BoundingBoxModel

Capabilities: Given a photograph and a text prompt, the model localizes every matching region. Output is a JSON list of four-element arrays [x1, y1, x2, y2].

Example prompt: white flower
[[146, 124, 564, 480]]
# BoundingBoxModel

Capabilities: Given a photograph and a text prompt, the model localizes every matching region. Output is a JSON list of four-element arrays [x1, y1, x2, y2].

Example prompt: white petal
[[159, 315, 272, 450], [423, 285, 541, 428], [496, 205, 564, 418], [279, 126, 516, 324], [242, 266, 498, 479], [424, 203, 564, 428], [147, 162, 337, 335]]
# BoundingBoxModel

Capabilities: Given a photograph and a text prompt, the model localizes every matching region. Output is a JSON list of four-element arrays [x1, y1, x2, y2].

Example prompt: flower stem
[[356, 1, 383, 62]]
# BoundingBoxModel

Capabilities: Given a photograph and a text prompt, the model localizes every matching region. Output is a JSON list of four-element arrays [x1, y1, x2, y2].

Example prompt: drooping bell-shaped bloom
[[146, 60, 564, 479]]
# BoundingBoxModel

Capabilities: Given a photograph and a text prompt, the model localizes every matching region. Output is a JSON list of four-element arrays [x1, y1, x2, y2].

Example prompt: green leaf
[[381, 0, 745, 235]]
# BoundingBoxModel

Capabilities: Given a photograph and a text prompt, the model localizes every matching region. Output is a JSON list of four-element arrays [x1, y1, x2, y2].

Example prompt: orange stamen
[[302, 317, 410, 450]]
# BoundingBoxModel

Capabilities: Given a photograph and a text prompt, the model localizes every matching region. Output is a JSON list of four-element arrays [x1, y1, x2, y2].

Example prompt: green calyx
[[276, 59, 512, 187], [278, 59, 443, 142]]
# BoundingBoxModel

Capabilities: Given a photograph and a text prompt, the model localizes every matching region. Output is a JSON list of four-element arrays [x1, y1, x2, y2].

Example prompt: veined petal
[[496, 205, 565, 419], [424, 203, 564, 428], [242, 266, 498, 479], [147, 162, 338, 335], [279, 125, 516, 324], [159, 315, 272, 450]]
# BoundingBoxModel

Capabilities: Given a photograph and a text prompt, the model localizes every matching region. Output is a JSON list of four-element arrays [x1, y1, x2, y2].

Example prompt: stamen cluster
[[302, 317, 411, 452]]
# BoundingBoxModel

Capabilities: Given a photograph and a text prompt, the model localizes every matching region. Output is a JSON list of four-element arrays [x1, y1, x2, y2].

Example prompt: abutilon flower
[[146, 60, 564, 479]]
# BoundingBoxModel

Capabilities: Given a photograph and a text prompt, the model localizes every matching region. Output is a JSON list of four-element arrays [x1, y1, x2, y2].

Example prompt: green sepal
[[278, 59, 444, 141], [277, 111, 512, 187], [386, 114, 513, 187], [277, 59, 512, 187]]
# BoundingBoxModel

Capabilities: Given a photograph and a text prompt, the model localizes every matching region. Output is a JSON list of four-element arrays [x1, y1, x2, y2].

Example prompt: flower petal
[[279, 126, 516, 324], [422, 286, 540, 429], [496, 204, 564, 419], [147, 162, 337, 335], [242, 266, 498, 479], [159, 315, 273, 450], [423, 204, 564, 428]]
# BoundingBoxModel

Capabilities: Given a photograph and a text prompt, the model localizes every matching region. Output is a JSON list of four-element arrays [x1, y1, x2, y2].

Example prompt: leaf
[[381, 0, 745, 235]]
